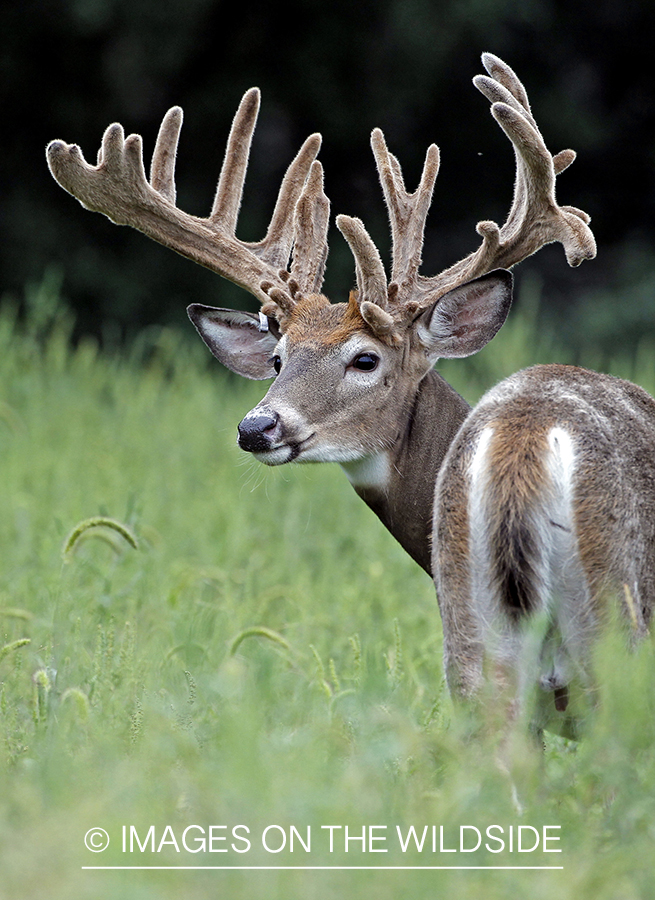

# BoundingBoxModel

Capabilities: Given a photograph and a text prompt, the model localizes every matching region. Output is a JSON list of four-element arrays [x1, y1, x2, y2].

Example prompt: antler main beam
[[338, 53, 597, 324], [46, 89, 328, 309]]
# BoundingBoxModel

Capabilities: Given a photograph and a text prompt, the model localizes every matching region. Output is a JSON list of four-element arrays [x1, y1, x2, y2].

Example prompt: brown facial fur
[[282, 292, 389, 349]]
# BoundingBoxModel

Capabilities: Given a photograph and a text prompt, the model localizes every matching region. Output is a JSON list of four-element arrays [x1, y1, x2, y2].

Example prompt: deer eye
[[352, 352, 379, 371], [271, 355, 282, 374]]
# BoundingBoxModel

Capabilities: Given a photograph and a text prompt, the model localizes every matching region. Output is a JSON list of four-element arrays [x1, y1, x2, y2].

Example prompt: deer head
[[47, 55, 595, 479]]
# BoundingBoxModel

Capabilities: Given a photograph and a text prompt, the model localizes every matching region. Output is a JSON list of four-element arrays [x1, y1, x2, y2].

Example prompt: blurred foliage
[[1, 274, 655, 900], [2, 0, 655, 354]]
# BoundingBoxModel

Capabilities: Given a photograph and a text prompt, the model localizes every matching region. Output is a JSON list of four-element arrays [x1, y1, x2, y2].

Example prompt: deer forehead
[[281, 294, 389, 356]]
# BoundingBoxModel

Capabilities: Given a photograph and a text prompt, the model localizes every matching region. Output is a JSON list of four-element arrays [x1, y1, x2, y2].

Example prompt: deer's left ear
[[187, 304, 281, 379], [415, 269, 513, 360]]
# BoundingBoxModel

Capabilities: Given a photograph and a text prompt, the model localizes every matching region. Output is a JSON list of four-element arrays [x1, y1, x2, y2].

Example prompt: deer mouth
[[248, 434, 315, 465]]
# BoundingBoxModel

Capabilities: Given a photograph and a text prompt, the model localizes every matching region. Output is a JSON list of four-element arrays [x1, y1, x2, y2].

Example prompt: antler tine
[[289, 160, 330, 294], [335, 129, 440, 320], [486, 101, 595, 267], [149, 106, 183, 205], [335, 214, 388, 308], [258, 133, 323, 273], [210, 88, 260, 234], [477, 52, 534, 127], [335, 53, 597, 325], [47, 91, 323, 311], [371, 128, 440, 303], [410, 53, 596, 304]]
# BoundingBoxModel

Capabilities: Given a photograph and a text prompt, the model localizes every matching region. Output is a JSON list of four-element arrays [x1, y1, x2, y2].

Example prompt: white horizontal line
[[82, 865, 564, 871]]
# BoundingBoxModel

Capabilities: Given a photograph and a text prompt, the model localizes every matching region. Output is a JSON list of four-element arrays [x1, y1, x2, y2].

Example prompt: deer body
[[435, 364, 655, 733], [48, 55, 651, 734]]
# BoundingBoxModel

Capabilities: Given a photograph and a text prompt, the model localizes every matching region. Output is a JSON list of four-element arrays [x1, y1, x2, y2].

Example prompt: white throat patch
[[341, 452, 391, 491]]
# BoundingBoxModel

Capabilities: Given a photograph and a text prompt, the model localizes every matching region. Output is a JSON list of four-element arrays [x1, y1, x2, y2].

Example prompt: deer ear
[[416, 270, 513, 360], [187, 304, 280, 380]]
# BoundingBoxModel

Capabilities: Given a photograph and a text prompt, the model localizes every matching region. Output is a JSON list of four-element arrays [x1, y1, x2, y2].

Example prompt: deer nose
[[237, 411, 279, 452]]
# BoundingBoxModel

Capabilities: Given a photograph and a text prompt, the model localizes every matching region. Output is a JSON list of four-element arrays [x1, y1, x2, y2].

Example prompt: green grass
[[1, 277, 654, 899]]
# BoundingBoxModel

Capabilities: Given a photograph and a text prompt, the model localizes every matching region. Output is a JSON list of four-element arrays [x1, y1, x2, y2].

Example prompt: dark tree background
[[2, 0, 655, 355]]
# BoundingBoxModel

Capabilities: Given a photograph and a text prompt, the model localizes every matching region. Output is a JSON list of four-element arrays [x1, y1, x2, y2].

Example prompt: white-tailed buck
[[47, 55, 655, 737]]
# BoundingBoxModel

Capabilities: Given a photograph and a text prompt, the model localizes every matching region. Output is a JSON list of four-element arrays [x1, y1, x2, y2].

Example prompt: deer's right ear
[[187, 305, 280, 380]]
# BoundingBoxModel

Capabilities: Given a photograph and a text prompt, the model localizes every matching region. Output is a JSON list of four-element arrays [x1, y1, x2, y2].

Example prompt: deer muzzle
[[237, 410, 280, 453]]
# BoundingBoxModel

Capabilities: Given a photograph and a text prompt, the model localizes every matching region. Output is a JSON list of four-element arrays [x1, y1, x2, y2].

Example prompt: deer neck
[[341, 369, 470, 575]]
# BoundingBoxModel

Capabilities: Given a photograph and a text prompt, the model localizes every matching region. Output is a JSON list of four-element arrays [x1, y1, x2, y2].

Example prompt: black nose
[[237, 411, 279, 452]]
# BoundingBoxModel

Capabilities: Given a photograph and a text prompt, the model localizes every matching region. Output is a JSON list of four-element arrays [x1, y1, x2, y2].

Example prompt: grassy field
[[1, 276, 654, 899]]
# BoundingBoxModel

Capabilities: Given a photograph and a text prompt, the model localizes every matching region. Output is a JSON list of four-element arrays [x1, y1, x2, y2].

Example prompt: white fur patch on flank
[[467, 426, 494, 560], [545, 426, 579, 587], [467, 427, 494, 623], [469, 426, 494, 485], [547, 426, 576, 513], [541, 425, 593, 696]]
